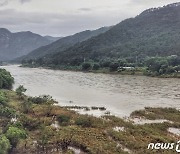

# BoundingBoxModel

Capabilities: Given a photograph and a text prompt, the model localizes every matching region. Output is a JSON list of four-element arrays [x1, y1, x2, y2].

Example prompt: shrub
[[15, 85, 27, 98], [101, 61, 111, 67], [28, 95, 55, 105], [75, 116, 92, 127], [0, 135, 11, 154], [57, 114, 70, 126], [0, 69, 14, 89], [92, 64, 100, 70], [20, 115, 42, 130], [109, 62, 119, 72], [5, 127, 26, 148], [82, 63, 92, 71], [0, 91, 8, 106], [0, 106, 16, 118]]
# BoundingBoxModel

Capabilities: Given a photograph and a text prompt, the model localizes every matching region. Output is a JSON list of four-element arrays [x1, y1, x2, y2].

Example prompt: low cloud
[[20, 0, 31, 4], [0, 9, 123, 36], [0, 0, 31, 7], [0, 0, 178, 36], [78, 8, 92, 12], [0, 0, 8, 6]]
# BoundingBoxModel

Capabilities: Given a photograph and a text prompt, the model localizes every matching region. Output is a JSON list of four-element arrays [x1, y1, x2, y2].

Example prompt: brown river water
[[1, 65, 180, 117]]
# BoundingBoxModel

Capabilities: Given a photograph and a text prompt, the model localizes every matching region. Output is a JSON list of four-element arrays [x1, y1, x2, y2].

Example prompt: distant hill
[[30, 2, 180, 66], [17, 27, 110, 61], [44, 35, 62, 42], [0, 28, 53, 61]]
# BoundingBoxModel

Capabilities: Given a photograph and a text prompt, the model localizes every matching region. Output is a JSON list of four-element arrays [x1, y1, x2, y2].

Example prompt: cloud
[[78, 8, 92, 12], [0, 8, 123, 36], [0, 0, 31, 7], [0, 0, 8, 6], [0, 0, 179, 36], [20, 0, 31, 4]]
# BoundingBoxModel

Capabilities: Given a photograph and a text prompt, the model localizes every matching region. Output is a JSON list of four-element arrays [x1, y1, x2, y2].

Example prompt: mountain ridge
[[0, 28, 54, 61], [35, 2, 180, 66], [16, 26, 111, 61]]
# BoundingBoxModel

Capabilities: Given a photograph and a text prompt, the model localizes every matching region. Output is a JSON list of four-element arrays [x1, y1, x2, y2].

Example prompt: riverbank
[[21, 64, 180, 78], [1, 89, 180, 153]]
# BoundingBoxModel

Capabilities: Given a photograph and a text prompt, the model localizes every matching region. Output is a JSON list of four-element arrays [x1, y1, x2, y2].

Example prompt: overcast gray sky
[[0, 0, 179, 36]]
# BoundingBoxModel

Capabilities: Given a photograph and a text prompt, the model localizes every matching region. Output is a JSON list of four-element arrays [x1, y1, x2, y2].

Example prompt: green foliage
[[75, 116, 93, 127], [109, 62, 119, 72], [81, 63, 92, 71], [15, 85, 27, 98], [145, 56, 180, 75], [0, 69, 14, 90], [0, 91, 8, 106], [5, 126, 26, 148], [21, 100, 32, 114], [0, 135, 11, 154], [28, 95, 55, 105], [92, 63, 100, 70], [20, 115, 42, 131], [0, 106, 16, 118], [57, 114, 70, 126], [38, 126, 55, 149]]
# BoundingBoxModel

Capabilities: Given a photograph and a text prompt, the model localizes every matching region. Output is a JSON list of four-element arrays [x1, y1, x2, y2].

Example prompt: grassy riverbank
[[0, 89, 180, 153], [21, 63, 180, 78]]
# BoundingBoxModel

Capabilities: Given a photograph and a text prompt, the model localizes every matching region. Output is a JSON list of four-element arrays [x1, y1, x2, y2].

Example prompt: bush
[[5, 127, 26, 148], [57, 114, 70, 126], [28, 95, 55, 105], [0, 91, 8, 106], [20, 115, 42, 131], [101, 61, 111, 67], [109, 62, 119, 72], [165, 66, 175, 74], [0, 69, 14, 89], [15, 85, 27, 98], [82, 63, 92, 71], [0, 106, 16, 118], [92, 64, 100, 70], [75, 116, 92, 127], [0, 135, 11, 154]]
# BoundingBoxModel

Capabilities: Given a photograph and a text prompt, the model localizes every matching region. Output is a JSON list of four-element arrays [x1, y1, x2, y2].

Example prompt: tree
[[15, 85, 27, 98], [0, 69, 14, 89], [109, 62, 119, 72], [0, 135, 11, 154], [5, 127, 26, 148], [82, 63, 92, 71], [92, 64, 100, 70]]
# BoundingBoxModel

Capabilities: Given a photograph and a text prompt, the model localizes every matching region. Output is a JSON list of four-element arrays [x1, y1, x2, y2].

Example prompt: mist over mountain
[[17, 27, 111, 61], [0, 28, 53, 61], [26, 2, 180, 67], [44, 36, 62, 42]]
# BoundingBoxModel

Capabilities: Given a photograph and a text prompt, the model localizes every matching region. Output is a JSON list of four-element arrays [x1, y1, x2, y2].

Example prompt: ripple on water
[[1, 65, 180, 118]]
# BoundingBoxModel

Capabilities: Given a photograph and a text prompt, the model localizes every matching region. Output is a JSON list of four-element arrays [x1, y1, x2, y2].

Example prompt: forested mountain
[[0, 28, 53, 61], [18, 27, 110, 61], [28, 3, 180, 67]]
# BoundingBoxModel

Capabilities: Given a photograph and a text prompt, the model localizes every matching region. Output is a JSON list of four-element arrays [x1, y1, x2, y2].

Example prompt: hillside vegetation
[[18, 27, 110, 61]]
